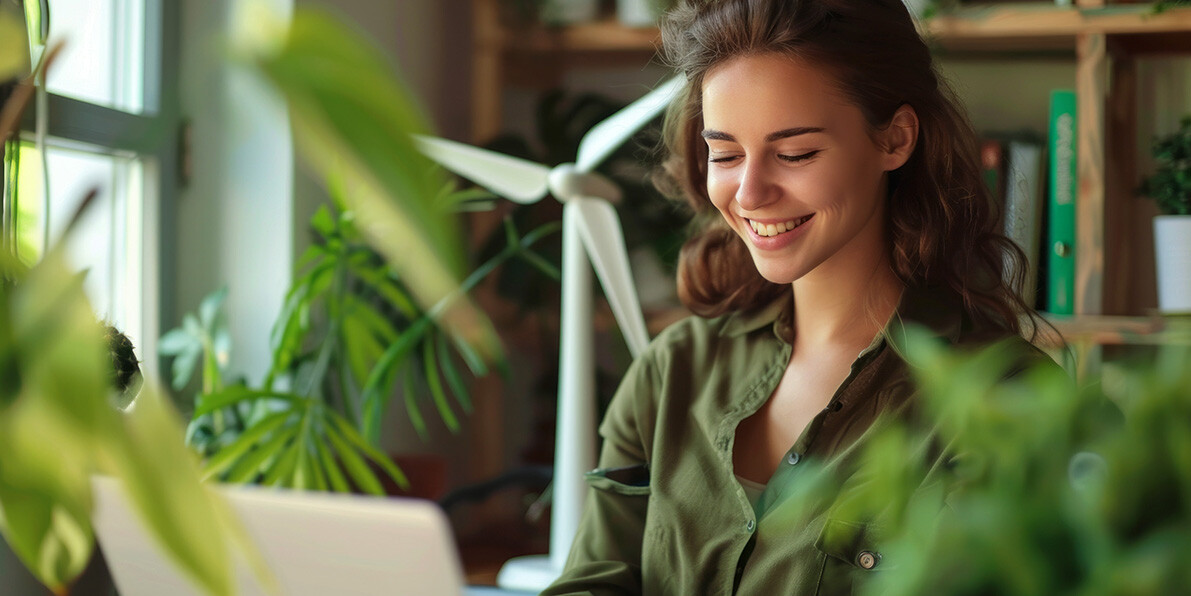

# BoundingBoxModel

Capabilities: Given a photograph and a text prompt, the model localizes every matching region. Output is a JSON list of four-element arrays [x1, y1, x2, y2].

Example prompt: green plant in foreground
[[0, 249, 260, 596], [781, 326, 1191, 596], [1140, 116, 1191, 216]]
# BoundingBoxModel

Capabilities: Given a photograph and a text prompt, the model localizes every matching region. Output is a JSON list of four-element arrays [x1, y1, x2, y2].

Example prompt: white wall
[[176, 0, 294, 387]]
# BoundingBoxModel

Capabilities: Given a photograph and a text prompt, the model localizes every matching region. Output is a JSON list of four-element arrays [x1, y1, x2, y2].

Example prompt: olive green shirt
[[541, 286, 1051, 596]]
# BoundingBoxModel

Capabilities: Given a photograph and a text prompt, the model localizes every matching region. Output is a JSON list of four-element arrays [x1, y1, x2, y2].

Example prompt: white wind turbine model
[[415, 76, 683, 591]]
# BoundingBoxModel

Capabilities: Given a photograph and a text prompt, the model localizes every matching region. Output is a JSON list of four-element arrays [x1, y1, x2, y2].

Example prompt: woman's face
[[701, 52, 902, 286]]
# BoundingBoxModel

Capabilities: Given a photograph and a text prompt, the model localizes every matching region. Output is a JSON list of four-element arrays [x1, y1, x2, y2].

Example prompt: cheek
[[705, 171, 736, 212]]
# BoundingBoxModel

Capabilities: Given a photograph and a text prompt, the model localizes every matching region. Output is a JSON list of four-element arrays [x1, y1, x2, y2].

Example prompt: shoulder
[[637, 306, 779, 375]]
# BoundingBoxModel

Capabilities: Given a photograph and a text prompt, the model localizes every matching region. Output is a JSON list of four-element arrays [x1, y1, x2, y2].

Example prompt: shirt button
[[857, 551, 880, 569], [786, 452, 802, 466], [745, 519, 755, 533]]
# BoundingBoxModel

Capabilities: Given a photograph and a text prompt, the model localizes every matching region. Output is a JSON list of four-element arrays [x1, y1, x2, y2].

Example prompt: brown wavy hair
[[657, 0, 1039, 338]]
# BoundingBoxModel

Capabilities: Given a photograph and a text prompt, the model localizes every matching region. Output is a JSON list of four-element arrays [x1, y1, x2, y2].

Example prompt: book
[[1002, 138, 1046, 307], [1047, 89, 1077, 315]]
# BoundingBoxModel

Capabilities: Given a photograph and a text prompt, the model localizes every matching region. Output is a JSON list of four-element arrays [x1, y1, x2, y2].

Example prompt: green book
[[1047, 89, 1077, 315]]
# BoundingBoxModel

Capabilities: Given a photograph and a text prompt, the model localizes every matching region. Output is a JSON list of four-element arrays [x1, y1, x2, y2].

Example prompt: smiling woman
[[541, 1, 1059, 595]]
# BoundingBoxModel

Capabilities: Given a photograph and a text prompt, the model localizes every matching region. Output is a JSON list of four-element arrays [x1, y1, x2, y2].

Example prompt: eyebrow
[[701, 127, 826, 143]]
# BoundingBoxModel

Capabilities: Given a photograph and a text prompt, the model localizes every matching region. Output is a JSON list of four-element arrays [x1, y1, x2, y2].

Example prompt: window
[[2, 0, 176, 374]]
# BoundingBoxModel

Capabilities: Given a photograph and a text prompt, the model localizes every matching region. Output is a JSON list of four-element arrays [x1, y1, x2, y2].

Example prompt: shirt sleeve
[[539, 351, 660, 596]]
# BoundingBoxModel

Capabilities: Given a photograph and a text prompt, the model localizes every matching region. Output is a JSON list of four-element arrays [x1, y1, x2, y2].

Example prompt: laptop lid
[[91, 476, 466, 596]]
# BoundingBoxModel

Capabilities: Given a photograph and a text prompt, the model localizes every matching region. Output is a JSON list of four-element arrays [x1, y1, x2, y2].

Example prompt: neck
[[790, 254, 903, 351]]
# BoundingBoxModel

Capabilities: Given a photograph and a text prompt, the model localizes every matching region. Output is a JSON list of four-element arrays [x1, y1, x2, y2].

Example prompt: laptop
[[91, 476, 469, 596]]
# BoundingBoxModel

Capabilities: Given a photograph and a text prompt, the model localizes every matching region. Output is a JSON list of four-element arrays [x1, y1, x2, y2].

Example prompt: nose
[[735, 160, 779, 211]]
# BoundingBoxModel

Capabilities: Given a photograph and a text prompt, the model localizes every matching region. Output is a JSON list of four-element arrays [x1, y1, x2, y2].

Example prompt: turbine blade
[[571, 197, 651, 358], [576, 77, 684, 172], [414, 135, 551, 203]]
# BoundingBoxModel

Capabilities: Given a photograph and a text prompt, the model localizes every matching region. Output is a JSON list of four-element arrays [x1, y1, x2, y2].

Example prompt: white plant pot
[[1154, 214, 1191, 313], [540, 0, 599, 25], [617, 0, 664, 27]]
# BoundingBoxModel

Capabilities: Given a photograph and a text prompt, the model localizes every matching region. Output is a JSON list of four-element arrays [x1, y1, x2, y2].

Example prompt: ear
[[877, 104, 918, 172]]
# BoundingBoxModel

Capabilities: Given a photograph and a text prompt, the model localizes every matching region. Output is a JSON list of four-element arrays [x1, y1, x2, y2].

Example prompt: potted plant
[[1140, 116, 1191, 313], [1, 4, 516, 593]]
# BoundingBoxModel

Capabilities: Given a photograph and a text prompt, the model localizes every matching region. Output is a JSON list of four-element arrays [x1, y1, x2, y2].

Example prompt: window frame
[[9, 0, 179, 378]]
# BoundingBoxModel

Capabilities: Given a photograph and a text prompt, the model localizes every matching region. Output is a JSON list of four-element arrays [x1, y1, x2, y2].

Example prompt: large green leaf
[[240, 7, 500, 362], [0, 250, 261, 595]]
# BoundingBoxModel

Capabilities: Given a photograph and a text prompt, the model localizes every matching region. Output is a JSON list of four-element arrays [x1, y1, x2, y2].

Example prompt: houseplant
[[1140, 116, 1191, 313], [166, 198, 559, 493], [755, 324, 1191, 596], [1, 8, 263, 594], [1, 2, 515, 592]]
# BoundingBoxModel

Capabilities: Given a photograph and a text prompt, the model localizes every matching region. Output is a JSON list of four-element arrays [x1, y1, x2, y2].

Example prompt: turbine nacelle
[[548, 164, 622, 204]]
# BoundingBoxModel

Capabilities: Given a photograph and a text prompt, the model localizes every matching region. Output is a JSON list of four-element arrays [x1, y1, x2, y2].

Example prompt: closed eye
[[708, 155, 740, 164], [779, 150, 820, 163]]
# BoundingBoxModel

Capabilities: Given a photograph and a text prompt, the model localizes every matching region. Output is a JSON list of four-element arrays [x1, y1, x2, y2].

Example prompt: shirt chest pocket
[[812, 517, 884, 596]]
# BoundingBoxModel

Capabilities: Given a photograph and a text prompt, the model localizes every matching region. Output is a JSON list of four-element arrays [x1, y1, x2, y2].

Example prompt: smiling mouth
[[748, 214, 814, 237]]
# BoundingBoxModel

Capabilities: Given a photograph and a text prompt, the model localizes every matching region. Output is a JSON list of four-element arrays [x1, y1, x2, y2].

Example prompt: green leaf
[[294, 244, 327, 271], [324, 422, 384, 495], [158, 328, 197, 356], [261, 429, 303, 487], [224, 420, 301, 484], [518, 249, 563, 282], [328, 411, 408, 490], [201, 410, 293, 479], [343, 293, 400, 344], [448, 331, 490, 379], [0, 487, 86, 593], [300, 441, 326, 491], [102, 386, 238, 596], [314, 437, 350, 493], [195, 386, 305, 418], [401, 366, 428, 441], [341, 309, 383, 391], [422, 335, 459, 432], [435, 330, 472, 413], [241, 7, 501, 366], [310, 204, 336, 238], [348, 263, 419, 320], [171, 346, 201, 392], [521, 221, 563, 248], [198, 287, 228, 330], [359, 317, 432, 417]]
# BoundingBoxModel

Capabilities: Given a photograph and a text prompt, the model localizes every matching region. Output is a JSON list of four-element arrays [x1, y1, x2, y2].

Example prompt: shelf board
[[1042, 312, 1170, 345], [925, 3, 1191, 52], [497, 18, 662, 54], [483, 4, 1191, 56]]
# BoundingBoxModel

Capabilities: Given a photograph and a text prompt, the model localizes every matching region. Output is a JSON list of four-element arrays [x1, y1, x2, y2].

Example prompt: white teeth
[[749, 216, 809, 237]]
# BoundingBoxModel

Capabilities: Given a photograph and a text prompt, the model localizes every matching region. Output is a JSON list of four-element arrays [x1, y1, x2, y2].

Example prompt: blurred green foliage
[[767, 326, 1191, 596], [0, 249, 254, 596], [1140, 116, 1191, 216]]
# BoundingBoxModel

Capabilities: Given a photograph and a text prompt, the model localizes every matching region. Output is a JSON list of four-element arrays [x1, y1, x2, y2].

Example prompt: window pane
[[13, 143, 44, 264], [15, 141, 145, 353], [45, 0, 146, 112]]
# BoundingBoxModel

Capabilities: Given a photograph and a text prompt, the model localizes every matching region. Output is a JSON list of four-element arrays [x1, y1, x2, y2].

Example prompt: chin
[[752, 261, 808, 285]]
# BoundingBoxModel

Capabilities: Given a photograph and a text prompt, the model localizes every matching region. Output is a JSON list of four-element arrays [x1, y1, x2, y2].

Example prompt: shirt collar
[[723, 284, 967, 349]]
